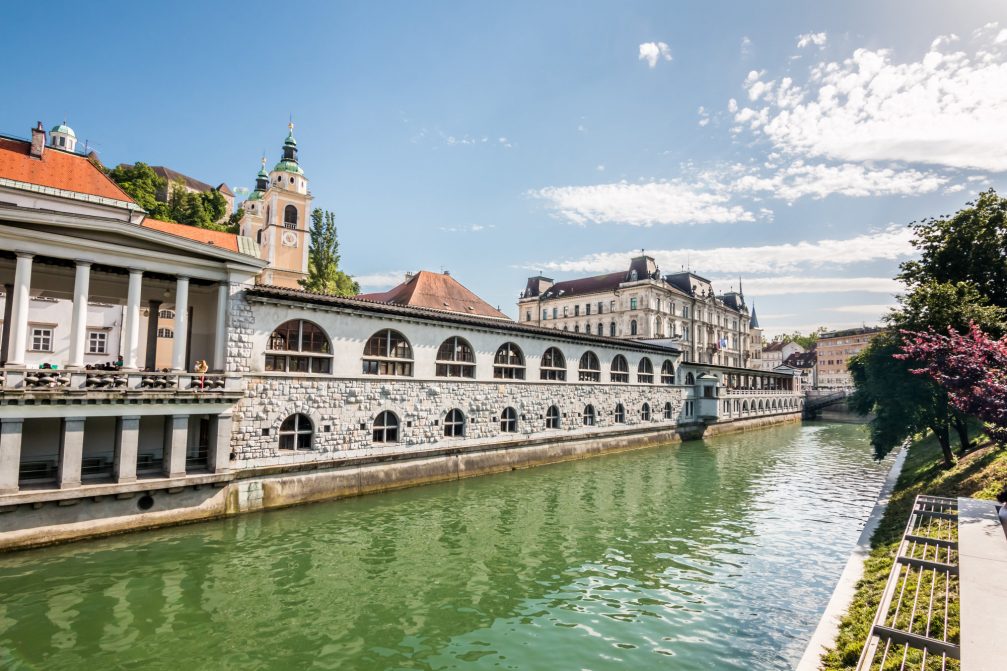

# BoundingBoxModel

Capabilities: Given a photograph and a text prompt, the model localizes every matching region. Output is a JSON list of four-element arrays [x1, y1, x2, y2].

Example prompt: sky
[[3, 1, 1006, 337]]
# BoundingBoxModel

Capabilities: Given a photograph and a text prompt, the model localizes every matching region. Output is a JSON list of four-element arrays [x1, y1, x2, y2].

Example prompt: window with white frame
[[30, 327, 53, 352], [88, 331, 107, 354]]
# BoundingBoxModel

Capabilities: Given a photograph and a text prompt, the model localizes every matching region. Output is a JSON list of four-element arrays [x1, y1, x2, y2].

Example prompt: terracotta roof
[[764, 341, 786, 353], [357, 270, 510, 320], [141, 217, 244, 254], [0, 136, 134, 203]]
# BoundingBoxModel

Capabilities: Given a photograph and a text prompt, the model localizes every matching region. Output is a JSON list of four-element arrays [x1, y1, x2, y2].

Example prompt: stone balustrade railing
[[722, 388, 795, 396], [1, 369, 240, 394]]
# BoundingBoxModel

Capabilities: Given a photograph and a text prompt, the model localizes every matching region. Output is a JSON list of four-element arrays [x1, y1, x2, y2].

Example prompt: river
[[0, 422, 889, 670]]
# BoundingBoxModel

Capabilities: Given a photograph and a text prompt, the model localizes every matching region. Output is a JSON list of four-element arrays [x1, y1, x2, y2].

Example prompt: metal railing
[[856, 494, 960, 671]]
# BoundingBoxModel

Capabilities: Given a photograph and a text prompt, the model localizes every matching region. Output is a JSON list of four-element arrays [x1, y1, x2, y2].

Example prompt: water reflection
[[0, 422, 886, 670]]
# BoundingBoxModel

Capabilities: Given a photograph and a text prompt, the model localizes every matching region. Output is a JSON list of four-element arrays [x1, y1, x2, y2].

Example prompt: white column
[[0, 419, 24, 494], [212, 282, 228, 371], [172, 276, 190, 371], [114, 416, 140, 483], [58, 417, 85, 489], [122, 269, 143, 369], [6, 252, 33, 367], [163, 414, 188, 478], [208, 413, 232, 473], [67, 260, 92, 368]]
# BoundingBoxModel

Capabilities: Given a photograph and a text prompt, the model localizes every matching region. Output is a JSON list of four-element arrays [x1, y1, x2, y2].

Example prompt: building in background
[[518, 256, 761, 367], [761, 340, 806, 371], [148, 165, 235, 223], [781, 349, 817, 389], [816, 326, 885, 389]]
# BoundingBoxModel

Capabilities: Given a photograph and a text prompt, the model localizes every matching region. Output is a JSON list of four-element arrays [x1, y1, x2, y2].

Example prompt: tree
[[897, 323, 1007, 446], [899, 189, 1007, 309], [107, 162, 167, 215], [849, 332, 957, 467], [300, 208, 359, 296], [779, 328, 827, 350]]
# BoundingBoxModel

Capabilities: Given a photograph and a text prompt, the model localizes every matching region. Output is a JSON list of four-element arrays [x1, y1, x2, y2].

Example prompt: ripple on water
[[0, 422, 888, 671]]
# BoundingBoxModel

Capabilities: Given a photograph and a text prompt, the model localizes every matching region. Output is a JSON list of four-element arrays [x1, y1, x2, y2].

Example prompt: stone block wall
[[231, 375, 689, 467]]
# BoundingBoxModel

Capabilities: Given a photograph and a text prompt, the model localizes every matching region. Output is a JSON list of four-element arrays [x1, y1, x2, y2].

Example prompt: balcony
[[1, 369, 242, 401]]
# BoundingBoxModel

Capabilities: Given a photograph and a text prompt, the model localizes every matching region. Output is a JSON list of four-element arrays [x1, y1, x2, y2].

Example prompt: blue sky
[[4, 1, 1006, 336]]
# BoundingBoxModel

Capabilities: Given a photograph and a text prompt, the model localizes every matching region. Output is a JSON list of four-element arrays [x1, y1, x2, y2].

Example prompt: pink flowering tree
[[896, 322, 1007, 445]]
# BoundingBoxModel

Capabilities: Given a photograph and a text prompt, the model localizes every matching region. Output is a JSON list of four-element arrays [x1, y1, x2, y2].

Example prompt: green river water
[[0, 422, 889, 670]]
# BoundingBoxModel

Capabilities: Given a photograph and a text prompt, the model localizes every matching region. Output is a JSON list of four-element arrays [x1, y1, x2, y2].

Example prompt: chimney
[[30, 122, 45, 159]]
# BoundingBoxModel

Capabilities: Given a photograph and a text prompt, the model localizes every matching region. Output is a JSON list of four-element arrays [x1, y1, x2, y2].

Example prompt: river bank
[[819, 432, 1007, 669]]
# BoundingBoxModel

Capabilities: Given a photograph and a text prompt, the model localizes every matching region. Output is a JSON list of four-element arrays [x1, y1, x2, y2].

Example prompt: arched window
[[596, 323, 603, 336], [664, 401, 673, 419], [637, 357, 654, 383], [583, 404, 596, 426], [661, 360, 675, 384], [742, 401, 749, 412], [266, 319, 332, 373], [283, 204, 298, 229], [436, 336, 475, 378], [494, 342, 525, 379], [614, 403, 625, 423], [630, 320, 638, 336], [578, 351, 600, 382], [278, 413, 313, 450], [685, 372, 696, 385], [444, 409, 465, 437], [372, 411, 399, 443], [546, 405, 561, 430], [610, 355, 629, 383], [641, 402, 651, 421], [363, 329, 413, 376], [500, 407, 518, 433], [609, 322, 616, 337], [540, 347, 566, 381]]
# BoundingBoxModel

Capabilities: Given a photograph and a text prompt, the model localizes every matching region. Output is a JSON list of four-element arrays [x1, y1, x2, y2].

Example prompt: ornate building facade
[[517, 256, 763, 368]]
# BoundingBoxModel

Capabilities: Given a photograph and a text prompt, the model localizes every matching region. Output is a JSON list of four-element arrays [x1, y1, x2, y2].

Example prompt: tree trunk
[[953, 414, 971, 454], [932, 423, 956, 469]]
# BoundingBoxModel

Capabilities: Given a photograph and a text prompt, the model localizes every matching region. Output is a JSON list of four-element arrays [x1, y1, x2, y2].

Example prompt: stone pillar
[[1, 283, 13, 366], [58, 417, 85, 489], [114, 416, 140, 483], [67, 260, 92, 368], [144, 300, 162, 371], [163, 415, 188, 478], [0, 419, 24, 494], [208, 413, 232, 473], [171, 277, 189, 372], [212, 283, 228, 372], [122, 269, 143, 369], [6, 253, 34, 367]]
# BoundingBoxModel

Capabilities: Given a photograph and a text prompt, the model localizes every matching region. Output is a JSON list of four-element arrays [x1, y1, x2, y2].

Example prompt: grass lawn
[[819, 432, 1007, 670]]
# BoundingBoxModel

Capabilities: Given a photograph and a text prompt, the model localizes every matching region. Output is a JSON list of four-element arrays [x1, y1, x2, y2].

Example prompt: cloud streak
[[639, 41, 672, 68]]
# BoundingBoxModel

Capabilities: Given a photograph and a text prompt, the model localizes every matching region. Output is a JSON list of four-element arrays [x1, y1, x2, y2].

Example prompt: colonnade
[[2, 251, 230, 371]]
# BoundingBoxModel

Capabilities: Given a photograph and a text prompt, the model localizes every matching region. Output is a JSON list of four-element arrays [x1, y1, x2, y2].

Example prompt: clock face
[[281, 231, 298, 247]]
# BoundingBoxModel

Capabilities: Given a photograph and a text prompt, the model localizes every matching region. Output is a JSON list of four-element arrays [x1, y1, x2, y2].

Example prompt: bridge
[[803, 390, 849, 419]]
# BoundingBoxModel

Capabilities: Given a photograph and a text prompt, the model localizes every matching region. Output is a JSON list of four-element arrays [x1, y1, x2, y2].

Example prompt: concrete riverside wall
[[0, 412, 801, 552]]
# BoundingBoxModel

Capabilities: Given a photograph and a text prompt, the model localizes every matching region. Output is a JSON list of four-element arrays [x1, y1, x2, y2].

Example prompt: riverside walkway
[[854, 495, 1007, 671]]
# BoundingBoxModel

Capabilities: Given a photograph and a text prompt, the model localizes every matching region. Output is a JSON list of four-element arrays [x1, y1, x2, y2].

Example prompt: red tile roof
[[141, 217, 241, 253], [0, 137, 134, 202], [357, 270, 510, 320]]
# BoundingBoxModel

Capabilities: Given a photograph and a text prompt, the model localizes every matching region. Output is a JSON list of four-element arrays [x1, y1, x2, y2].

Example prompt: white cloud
[[438, 224, 494, 233], [697, 106, 711, 126], [639, 41, 672, 68], [733, 28, 1007, 171], [740, 36, 753, 57], [796, 32, 828, 49], [529, 180, 755, 226], [596, 164, 605, 172], [826, 303, 897, 314], [736, 276, 903, 296], [355, 271, 407, 290], [525, 226, 914, 275], [725, 161, 946, 201]]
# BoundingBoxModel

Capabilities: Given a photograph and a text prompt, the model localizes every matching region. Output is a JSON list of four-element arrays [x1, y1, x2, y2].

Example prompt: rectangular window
[[87, 331, 107, 354], [542, 309, 548, 320], [683, 306, 689, 318], [552, 307, 558, 319], [585, 304, 591, 316], [609, 301, 615, 312], [574, 305, 580, 316], [30, 327, 53, 352], [525, 311, 531, 322], [656, 299, 661, 311], [598, 302, 604, 314], [630, 297, 638, 310]]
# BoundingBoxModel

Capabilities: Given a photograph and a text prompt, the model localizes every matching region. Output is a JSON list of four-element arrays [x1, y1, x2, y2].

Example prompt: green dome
[[257, 165, 268, 178], [50, 123, 75, 138], [247, 191, 263, 201], [273, 160, 304, 175], [284, 129, 297, 147]]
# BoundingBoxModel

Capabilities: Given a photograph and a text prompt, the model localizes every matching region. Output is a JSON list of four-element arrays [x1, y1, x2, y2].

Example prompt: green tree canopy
[[107, 162, 165, 214], [300, 208, 359, 296]]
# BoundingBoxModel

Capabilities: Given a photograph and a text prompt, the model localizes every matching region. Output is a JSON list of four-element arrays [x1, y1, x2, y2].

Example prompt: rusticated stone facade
[[231, 375, 686, 466]]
